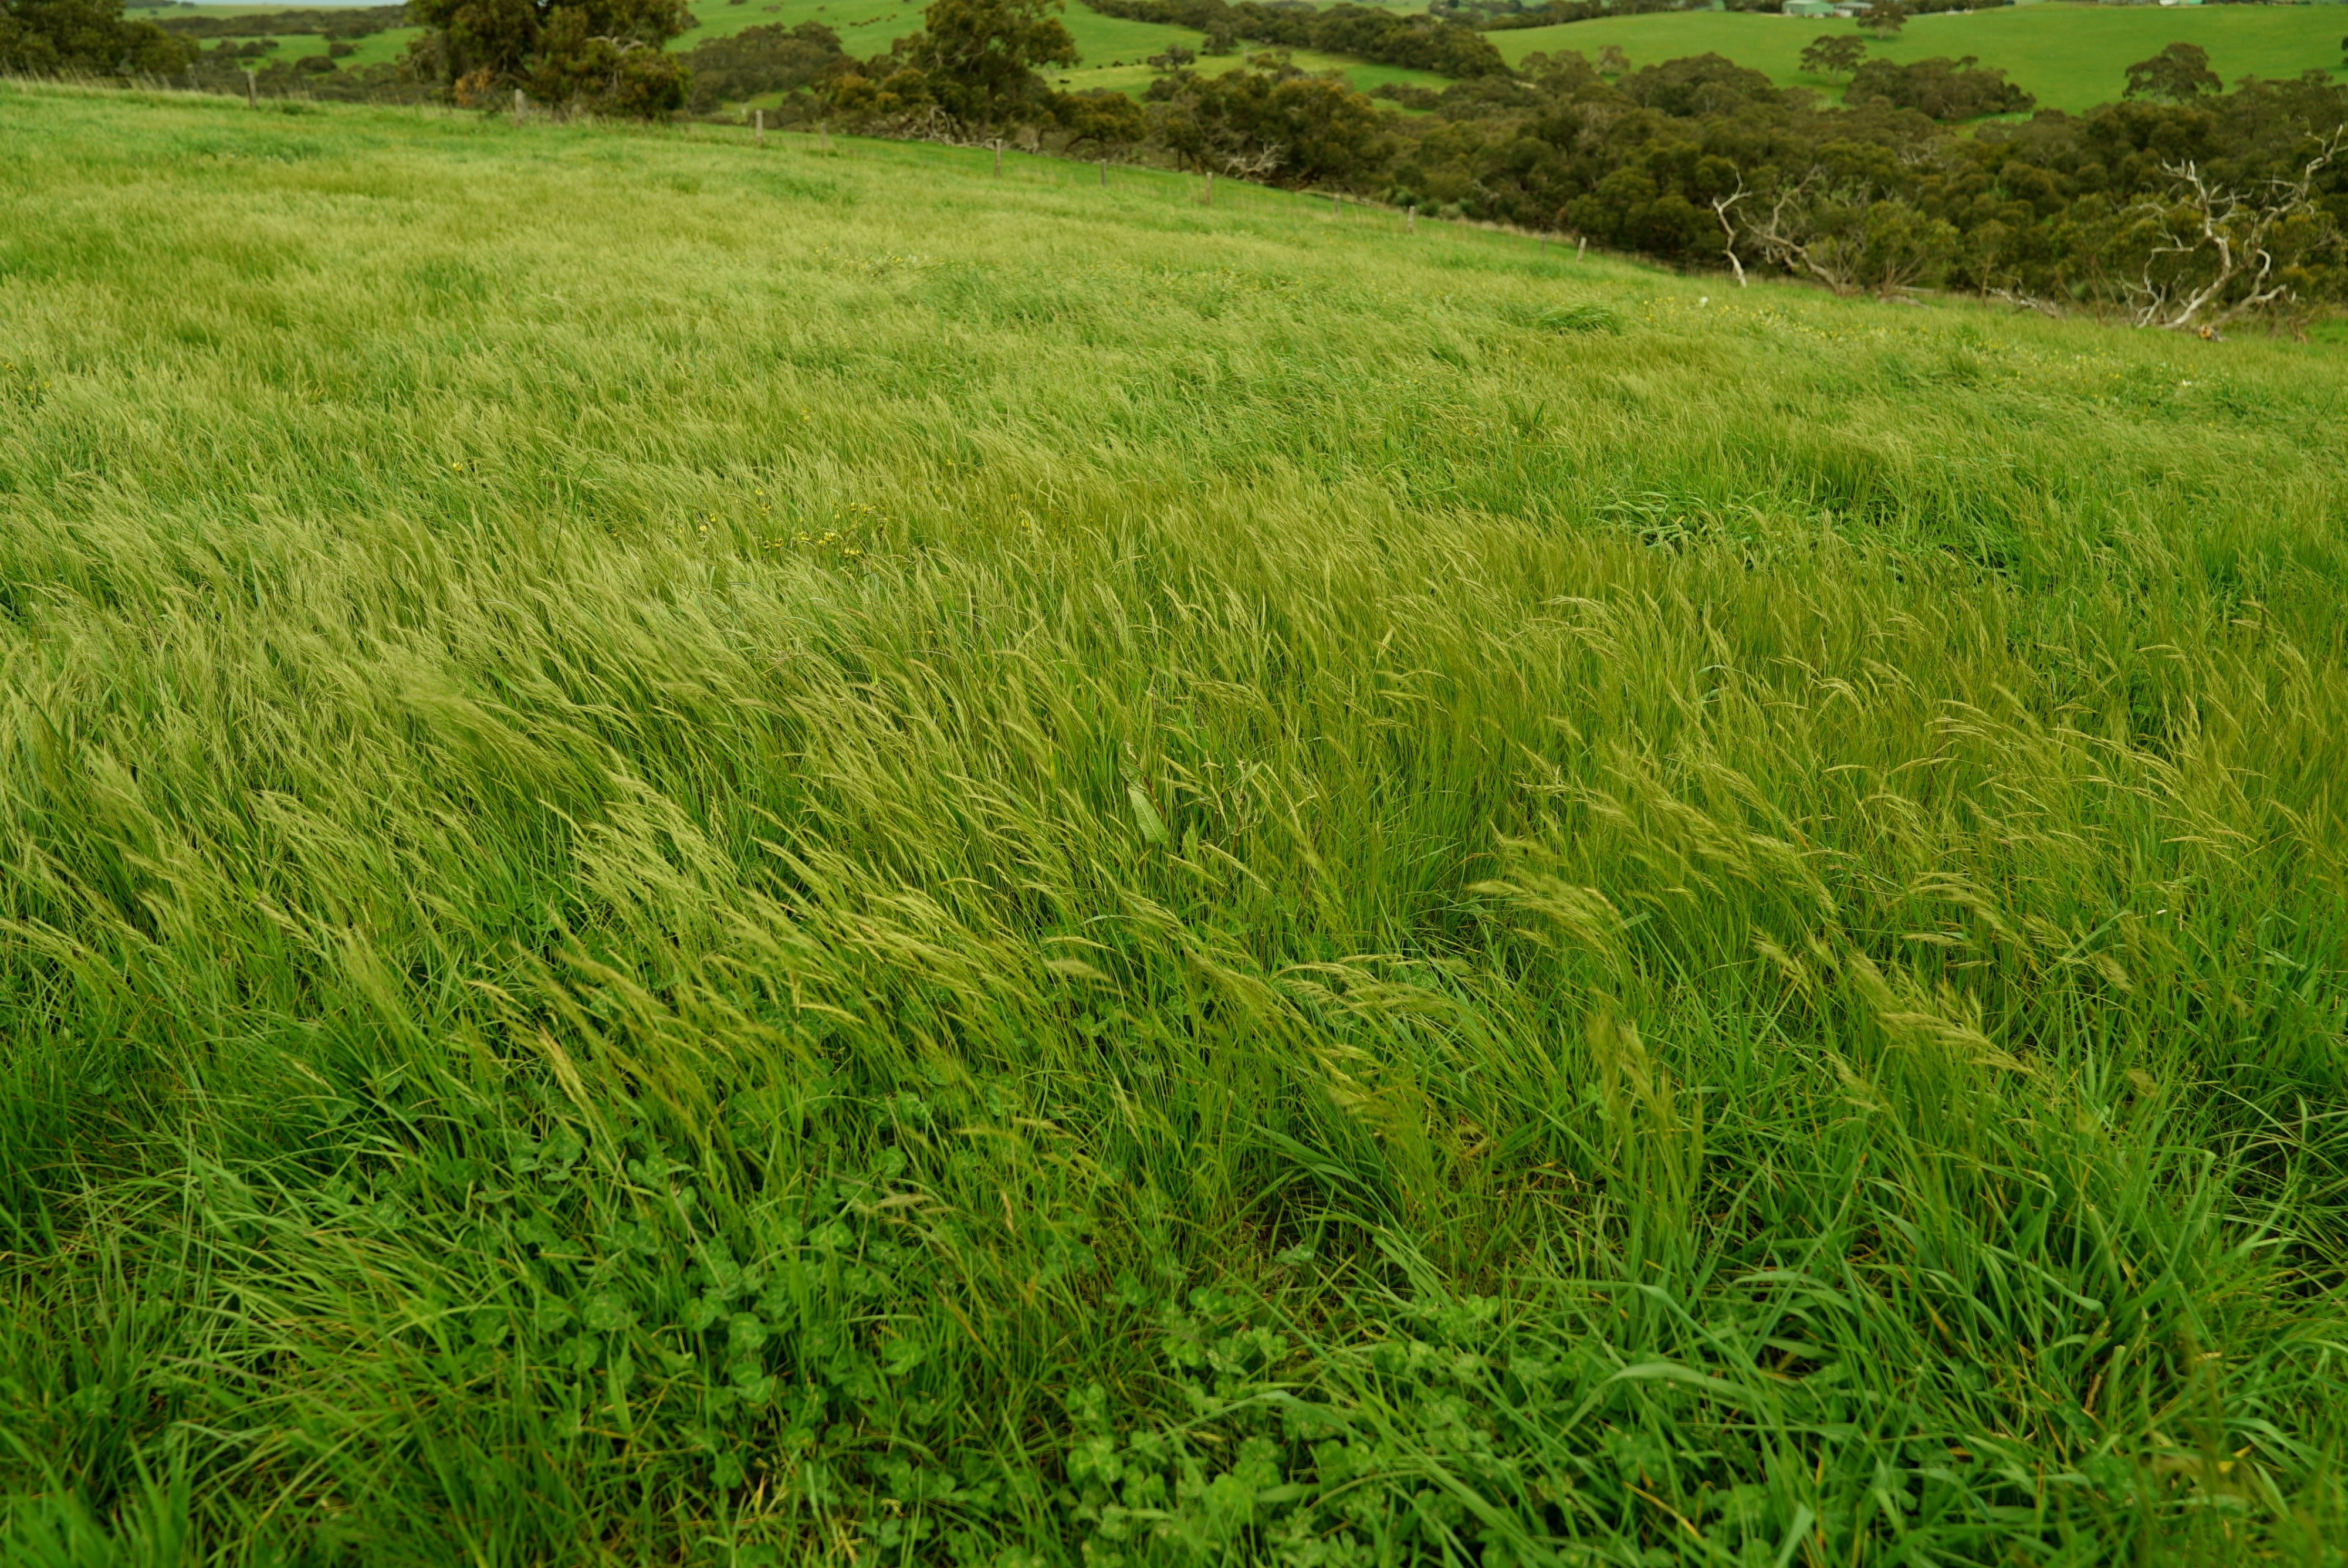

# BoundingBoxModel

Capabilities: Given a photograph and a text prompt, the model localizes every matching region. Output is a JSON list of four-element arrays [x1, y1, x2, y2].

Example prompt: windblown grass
[[3, 82, 2347, 1566]]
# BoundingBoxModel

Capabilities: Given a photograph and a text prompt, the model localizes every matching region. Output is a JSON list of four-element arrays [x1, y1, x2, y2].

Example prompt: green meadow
[[1493, 3, 2348, 114], [5, 80, 2348, 1566]]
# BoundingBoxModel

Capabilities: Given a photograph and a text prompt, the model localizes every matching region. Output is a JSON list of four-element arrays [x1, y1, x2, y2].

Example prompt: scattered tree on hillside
[[2123, 42, 2220, 104], [1595, 43, 1628, 77], [1857, 1, 1903, 40], [1798, 34, 1866, 82], [406, 0, 692, 117], [0, 0, 190, 76], [821, 0, 1074, 133]]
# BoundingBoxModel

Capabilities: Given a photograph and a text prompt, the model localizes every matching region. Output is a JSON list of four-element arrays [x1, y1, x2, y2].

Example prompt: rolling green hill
[[5, 80, 2348, 1567], [178, 25, 421, 67], [672, 0, 1449, 99], [1492, 2, 2348, 114], [158, 0, 2348, 114], [160, 0, 1446, 103]]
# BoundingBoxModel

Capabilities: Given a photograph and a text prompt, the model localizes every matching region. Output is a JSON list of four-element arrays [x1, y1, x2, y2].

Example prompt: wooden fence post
[[1205, 171, 1212, 206], [245, 69, 256, 107], [755, 109, 764, 147], [1099, 157, 1107, 187], [1407, 204, 1415, 233], [1331, 192, 1341, 218], [993, 140, 1002, 176], [1578, 236, 1587, 259], [513, 87, 524, 123]]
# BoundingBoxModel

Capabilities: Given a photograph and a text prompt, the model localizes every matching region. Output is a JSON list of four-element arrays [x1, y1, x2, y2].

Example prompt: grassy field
[[1493, 3, 2348, 114], [6, 80, 2348, 1566]]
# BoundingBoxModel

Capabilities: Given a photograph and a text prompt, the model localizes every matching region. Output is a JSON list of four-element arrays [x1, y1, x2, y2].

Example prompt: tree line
[[1386, 46, 2344, 330]]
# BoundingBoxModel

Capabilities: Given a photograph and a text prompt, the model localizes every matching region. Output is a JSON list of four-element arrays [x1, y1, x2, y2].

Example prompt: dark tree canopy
[[1051, 84, 1148, 150], [1144, 56, 1385, 185], [407, 0, 692, 117], [0, 0, 190, 75], [1616, 52, 1779, 117], [915, 0, 1075, 123], [1845, 55, 2032, 121], [820, 0, 1075, 131]]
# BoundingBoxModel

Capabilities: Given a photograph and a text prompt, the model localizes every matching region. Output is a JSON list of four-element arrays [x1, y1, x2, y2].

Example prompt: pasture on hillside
[[4, 81, 2348, 1567], [1491, 3, 2348, 114], [157, 0, 2348, 112], [164, 26, 421, 70], [164, 0, 1451, 103]]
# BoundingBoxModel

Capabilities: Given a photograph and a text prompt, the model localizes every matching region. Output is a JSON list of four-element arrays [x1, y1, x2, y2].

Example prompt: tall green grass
[[3, 82, 2346, 1566]]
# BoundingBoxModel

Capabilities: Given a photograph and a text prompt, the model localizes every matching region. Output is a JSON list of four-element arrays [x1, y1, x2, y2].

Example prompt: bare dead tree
[[2125, 128, 2344, 334], [1738, 176, 1859, 296], [1213, 143, 1284, 180], [1987, 284, 2062, 319], [1711, 178, 1747, 289]]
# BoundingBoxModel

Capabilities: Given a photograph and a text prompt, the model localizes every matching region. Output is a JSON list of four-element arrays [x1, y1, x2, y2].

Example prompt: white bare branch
[[2126, 126, 2344, 333], [1711, 178, 1747, 289]]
